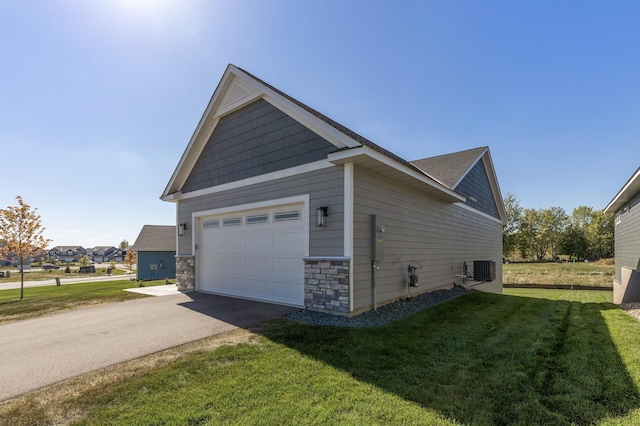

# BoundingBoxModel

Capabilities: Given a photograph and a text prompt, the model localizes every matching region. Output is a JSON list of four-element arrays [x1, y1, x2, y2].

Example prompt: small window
[[275, 210, 300, 222], [223, 217, 242, 227], [247, 214, 268, 225], [203, 220, 219, 229]]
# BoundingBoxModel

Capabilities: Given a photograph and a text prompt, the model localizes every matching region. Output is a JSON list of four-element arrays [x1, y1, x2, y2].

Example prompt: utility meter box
[[371, 215, 385, 262]]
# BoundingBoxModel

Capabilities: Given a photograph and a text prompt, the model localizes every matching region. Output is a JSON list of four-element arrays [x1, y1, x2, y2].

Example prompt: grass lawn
[[3, 288, 640, 425], [0, 280, 168, 324], [503, 260, 615, 287]]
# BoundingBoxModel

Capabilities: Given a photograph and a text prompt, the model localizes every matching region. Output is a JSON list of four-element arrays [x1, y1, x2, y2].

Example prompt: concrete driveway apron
[[0, 292, 300, 401]]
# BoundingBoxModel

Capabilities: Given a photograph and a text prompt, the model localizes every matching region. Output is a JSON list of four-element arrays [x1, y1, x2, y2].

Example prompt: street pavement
[[0, 292, 300, 401], [0, 273, 133, 291]]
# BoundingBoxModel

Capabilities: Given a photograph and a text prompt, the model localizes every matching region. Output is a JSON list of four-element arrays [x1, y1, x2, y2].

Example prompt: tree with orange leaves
[[0, 196, 51, 299], [123, 250, 136, 276]]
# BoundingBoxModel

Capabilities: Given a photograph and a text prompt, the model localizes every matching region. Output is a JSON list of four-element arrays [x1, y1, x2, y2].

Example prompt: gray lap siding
[[615, 196, 640, 282], [455, 159, 500, 219], [352, 168, 502, 312], [177, 165, 345, 257], [182, 99, 336, 193]]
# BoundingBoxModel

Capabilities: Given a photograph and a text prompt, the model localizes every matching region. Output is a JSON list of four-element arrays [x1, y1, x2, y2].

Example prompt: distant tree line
[[503, 193, 614, 262]]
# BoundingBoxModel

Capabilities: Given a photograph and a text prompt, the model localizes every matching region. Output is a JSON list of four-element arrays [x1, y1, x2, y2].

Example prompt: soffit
[[605, 168, 640, 213]]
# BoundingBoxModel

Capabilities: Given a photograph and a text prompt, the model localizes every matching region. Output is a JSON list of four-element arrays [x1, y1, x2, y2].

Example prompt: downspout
[[372, 261, 377, 310]]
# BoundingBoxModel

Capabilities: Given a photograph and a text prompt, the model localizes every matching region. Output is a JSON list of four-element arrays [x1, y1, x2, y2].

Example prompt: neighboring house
[[0, 245, 18, 266], [161, 65, 506, 315], [48, 246, 87, 263], [113, 248, 128, 263], [604, 167, 640, 304], [1, 244, 45, 266], [132, 225, 177, 280], [91, 246, 118, 263]]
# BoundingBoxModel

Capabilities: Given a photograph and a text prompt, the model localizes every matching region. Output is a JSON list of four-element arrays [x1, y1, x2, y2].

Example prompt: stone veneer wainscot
[[304, 257, 350, 313], [176, 255, 195, 292]]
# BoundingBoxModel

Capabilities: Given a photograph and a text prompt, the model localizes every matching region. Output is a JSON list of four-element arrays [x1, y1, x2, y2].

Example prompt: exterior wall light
[[316, 206, 329, 227], [159, 260, 164, 269], [178, 223, 188, 236]]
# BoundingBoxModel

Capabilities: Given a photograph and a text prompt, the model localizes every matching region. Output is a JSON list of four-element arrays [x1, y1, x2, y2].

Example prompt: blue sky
[[1, 0, 638, 248]]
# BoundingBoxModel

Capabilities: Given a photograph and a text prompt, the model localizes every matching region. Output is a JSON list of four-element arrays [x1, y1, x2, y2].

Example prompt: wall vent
[[220, 80, 254, 112], [473, 260, 496, 281]]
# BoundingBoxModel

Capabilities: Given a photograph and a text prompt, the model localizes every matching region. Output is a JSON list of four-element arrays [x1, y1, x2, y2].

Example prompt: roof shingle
[[132, 225, 176, 252], [411, 147, 487, 189]]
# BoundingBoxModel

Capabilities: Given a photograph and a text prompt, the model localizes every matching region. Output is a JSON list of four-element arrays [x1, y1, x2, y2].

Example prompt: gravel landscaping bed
[[286, 286, 470, 328], [621, 302, 640, 322]]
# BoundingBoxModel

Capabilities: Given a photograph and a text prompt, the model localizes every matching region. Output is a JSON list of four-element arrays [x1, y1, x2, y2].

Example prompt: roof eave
[[161, 65, 365, 200], [481, 149, 507, 224], [604, 167, 640, 213], [161, 64, 240, 199], [328, 146, 466, 204], [450, 147, 489, 190]]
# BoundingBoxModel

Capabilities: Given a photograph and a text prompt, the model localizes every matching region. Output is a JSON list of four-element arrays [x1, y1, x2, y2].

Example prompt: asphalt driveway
[[0, 292, 300, 401]]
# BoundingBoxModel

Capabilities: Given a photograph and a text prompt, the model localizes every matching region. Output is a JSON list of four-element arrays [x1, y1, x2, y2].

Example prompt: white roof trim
[[328, 146, 466, 203], [604, 167, 640, 213], [231, 67, 361, 150], [450, 147, 488, 190], [455, 202, 505, 225], [161, 159, 335, 202], [482, 150, 507, 224], [162, 65, 362, 199], [444, 147, 506, 224]]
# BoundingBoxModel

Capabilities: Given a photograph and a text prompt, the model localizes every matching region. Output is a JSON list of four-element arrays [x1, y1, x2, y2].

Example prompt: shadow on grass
[[263, 291, 640, 425]]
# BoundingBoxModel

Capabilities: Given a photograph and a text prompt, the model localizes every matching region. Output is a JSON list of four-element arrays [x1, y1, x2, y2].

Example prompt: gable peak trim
[[450, 147, 489, 190], [218, 78, 259, 116]]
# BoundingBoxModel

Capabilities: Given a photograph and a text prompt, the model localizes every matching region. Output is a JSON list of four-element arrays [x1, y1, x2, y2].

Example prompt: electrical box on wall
[[371, 215, 385, 261]]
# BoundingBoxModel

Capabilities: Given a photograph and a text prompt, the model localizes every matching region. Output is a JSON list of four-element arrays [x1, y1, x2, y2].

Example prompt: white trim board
[[454, 202, 504, 225], [163, 160, 334, 202], [344, 162, 355, 312]]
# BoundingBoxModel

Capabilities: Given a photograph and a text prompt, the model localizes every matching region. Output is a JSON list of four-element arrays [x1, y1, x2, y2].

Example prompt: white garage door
[[196, 203, 306, 306]]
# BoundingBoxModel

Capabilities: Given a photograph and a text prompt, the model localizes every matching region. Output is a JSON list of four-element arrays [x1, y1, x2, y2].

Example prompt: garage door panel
[[245, 278, 272, 297], [245, 233, 272, 252], [273, 232, 304, 253], [212, 256, 222, 270], [222, 256, 243, 271], [202, 235, 222, 251], [245, 256, 272, 272], [222, 234, 244, 251], [198, 257, 221, 275], [273, 257, 302, 275], [221, 275, 244, 293], [273, 280, 303, 304], [196, 202, 305, 307], [199, 271, 221, 293]]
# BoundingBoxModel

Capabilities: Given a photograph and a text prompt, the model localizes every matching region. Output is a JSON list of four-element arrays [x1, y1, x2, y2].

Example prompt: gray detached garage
[[162, 64, 506, 315]]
